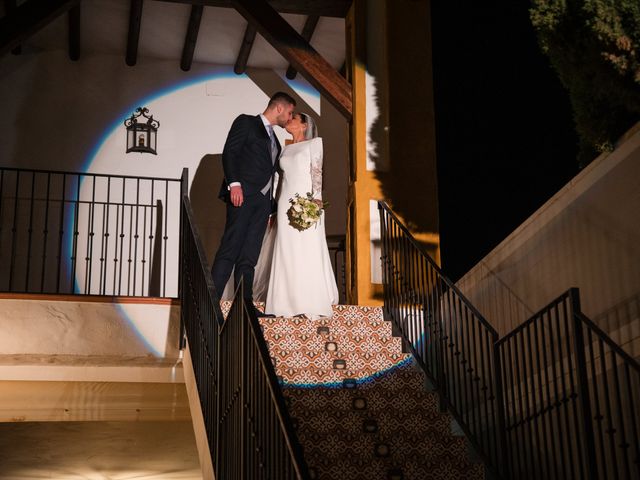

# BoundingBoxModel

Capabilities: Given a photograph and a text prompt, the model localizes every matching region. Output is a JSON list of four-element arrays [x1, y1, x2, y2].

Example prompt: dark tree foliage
[[530, 0, 640, 166]]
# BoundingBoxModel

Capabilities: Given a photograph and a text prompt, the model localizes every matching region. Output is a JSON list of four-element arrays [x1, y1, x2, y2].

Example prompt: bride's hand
[[313, 199, 323, 208]]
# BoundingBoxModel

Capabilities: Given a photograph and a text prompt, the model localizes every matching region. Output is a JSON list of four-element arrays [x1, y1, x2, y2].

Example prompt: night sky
[[431, 1, 580, 281]]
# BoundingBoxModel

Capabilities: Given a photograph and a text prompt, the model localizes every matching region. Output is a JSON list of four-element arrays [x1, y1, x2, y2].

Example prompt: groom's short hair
[[268, 92, 296, 109]]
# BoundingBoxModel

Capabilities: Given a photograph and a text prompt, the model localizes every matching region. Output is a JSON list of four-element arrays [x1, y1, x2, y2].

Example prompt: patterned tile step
[[307, 456, 482, 480], [307, 457, 392, 480], [277, 366, 403, 384], [291, 408, 453, 442], [298, 431, 468, 467], [284, 387, 441, 417], [259, 315, 393, 339], [271, 350, 409, 373], [263, 331, 401, 353], [402, 458, 484, 480]]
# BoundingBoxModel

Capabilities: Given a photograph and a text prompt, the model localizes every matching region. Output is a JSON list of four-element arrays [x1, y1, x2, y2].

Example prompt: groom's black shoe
[[249, 305, 275, 318]]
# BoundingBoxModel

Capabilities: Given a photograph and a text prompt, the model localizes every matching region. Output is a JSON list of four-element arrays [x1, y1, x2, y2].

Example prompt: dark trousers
[[211, 192, 271, 301]]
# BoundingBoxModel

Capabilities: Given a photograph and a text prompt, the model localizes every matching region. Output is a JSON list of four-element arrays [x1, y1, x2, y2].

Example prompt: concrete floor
[[0, 421, 202, 479]]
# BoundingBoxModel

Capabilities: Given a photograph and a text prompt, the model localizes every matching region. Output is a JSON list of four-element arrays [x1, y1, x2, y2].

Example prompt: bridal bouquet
[[286, 192, 328, 231]]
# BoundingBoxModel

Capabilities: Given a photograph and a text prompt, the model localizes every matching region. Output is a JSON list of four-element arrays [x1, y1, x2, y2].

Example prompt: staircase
[[256, 304, 484, 480]]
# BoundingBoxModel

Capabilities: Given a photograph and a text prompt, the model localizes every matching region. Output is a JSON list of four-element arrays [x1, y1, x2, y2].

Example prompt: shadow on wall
[[190, 154, 226, 266]]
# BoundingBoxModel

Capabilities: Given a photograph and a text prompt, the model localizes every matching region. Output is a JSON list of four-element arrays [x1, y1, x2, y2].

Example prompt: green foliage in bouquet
[[286, 192, 328, 232], [530, 0, 640, 166]]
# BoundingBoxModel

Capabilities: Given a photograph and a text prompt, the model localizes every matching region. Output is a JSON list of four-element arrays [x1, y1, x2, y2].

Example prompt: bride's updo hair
[[299, 113, 318, 140]]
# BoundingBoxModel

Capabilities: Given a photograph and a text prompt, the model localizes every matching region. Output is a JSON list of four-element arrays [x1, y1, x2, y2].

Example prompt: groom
[[211, 92, 296, 316]]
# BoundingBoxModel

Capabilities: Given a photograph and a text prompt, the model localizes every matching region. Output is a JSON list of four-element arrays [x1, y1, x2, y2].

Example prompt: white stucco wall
[[0, 48, 348, 298]]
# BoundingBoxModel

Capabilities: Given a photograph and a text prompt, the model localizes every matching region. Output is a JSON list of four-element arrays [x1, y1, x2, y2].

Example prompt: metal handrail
[[180, 192, 310, 479], [0, 165, 183, 297], [378, 200, 506, 478], [378, 200, 640, 480]]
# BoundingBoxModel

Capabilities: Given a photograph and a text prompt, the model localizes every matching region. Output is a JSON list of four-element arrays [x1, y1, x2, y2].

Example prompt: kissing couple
[[211, 92, 339, 319]]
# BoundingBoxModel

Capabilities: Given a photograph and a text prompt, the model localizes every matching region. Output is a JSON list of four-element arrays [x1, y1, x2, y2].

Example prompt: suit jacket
[[218, 114, 281, 201]]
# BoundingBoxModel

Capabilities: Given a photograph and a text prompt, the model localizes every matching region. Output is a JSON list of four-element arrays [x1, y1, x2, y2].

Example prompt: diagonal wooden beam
[[180, 4, 203, 71], [0, 0, 79, 56], [126, 0, 144, 66], [155, 0, 351, 18], [68, 3, 81, 61], [232, 0, 352, 119], [285, 15, 319, 80], [233, 22, 256, 75]]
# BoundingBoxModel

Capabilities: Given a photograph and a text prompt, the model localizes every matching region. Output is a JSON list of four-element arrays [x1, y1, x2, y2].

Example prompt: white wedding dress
[[262, 137, 339, 317]]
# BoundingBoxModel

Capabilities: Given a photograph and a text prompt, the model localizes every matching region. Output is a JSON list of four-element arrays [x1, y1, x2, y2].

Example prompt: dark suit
[[211, 114, 281, 302]]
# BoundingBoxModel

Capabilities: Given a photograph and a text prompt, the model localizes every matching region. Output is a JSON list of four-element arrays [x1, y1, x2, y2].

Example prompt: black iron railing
[[180, 193, 310, 479], [496, 290, 593, 479], [378, 201, 640, 480], [378, 201, 506, 477], [0, 166, 183, 297], [326, 233, 346, 304]]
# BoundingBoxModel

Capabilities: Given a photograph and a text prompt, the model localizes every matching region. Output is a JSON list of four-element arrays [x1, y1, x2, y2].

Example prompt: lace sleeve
[[310, 138, 323, 200]]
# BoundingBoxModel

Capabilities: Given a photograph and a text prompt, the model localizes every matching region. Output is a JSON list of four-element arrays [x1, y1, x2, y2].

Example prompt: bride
[[260, 112, 339, 318]]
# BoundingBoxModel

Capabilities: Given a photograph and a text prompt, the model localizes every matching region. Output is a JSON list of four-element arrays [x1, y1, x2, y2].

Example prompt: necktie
[[261, 126, 277, 196], [267, 126, 278, 164]]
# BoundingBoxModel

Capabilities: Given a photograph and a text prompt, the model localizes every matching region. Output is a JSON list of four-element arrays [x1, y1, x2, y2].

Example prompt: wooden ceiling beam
[[232, 0, 352, 119], [285, 15, 318, 80], [180, 4, 203, 71], [0, 0, 79, 56], [68, 3, 80, 61], [155, 0, 351, 18], [234, 22, 257, 75], [126, 0, 144, 66]]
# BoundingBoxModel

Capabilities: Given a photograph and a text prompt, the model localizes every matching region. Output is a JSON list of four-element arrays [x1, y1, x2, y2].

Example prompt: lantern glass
[[124, 107, 159, 155]]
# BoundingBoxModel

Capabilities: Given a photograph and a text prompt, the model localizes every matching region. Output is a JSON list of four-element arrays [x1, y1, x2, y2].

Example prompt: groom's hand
[[230, 185, 243, 207]]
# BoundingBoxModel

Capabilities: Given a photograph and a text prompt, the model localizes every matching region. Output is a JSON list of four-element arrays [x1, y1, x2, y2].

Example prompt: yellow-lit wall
[[346, 0, 439, 305]]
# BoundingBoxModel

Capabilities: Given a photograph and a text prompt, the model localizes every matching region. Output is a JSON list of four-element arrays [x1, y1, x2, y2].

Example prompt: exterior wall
[[0, 49, 348, 299], [456, 124, 640, 358], [346, 0, 438, 305]]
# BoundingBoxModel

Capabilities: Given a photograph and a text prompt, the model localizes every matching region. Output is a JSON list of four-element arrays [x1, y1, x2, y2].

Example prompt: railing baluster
[[9, 170, 20, 291], [623, 363, 639, 479], [25, 171, 36, 291], [532, 318, 552, 477], [56, 174, 66, 294], [84, 175, 96, 294], [0, 170, 4, 290], [163, 180, 169, 297], [100, 177, 111, 295], [70, 174, 80, 294], [520, 325, 535, 478], [118, 178, 126, 296], [40, 172, 51, 292], [132, 178, 140, 296]]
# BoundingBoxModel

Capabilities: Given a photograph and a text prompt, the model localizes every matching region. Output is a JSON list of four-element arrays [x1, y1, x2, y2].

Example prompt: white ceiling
[[21, 0, 346, 70]]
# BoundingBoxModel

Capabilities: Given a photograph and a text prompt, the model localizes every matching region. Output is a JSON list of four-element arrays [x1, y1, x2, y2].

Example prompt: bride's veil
[[300, 113, 318, 140]]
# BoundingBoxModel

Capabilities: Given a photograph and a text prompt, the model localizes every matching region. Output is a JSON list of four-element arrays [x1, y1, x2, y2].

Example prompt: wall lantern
[[124, 107, 160, 155]]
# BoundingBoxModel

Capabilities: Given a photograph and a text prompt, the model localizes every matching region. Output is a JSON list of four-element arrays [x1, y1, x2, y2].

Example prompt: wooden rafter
[[126, 0, 144, 66], [180, 4, 203, 71], [0, 0, 79, 56], [234, 22, 257, 75], [232, 0, 352, 119], [285, 15, 319, 80], [68, 3, 80, 61], [155, 0, 351, 18]]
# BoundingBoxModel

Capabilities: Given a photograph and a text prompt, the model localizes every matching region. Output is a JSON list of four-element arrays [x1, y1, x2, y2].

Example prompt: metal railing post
[[178, 168, 188, 350], [570, 288, 599, 480], [493, 334, 510, 479]]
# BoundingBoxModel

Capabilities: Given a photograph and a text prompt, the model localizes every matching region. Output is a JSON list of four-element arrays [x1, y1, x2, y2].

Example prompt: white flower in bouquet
[[286, 192, 329, 231]]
